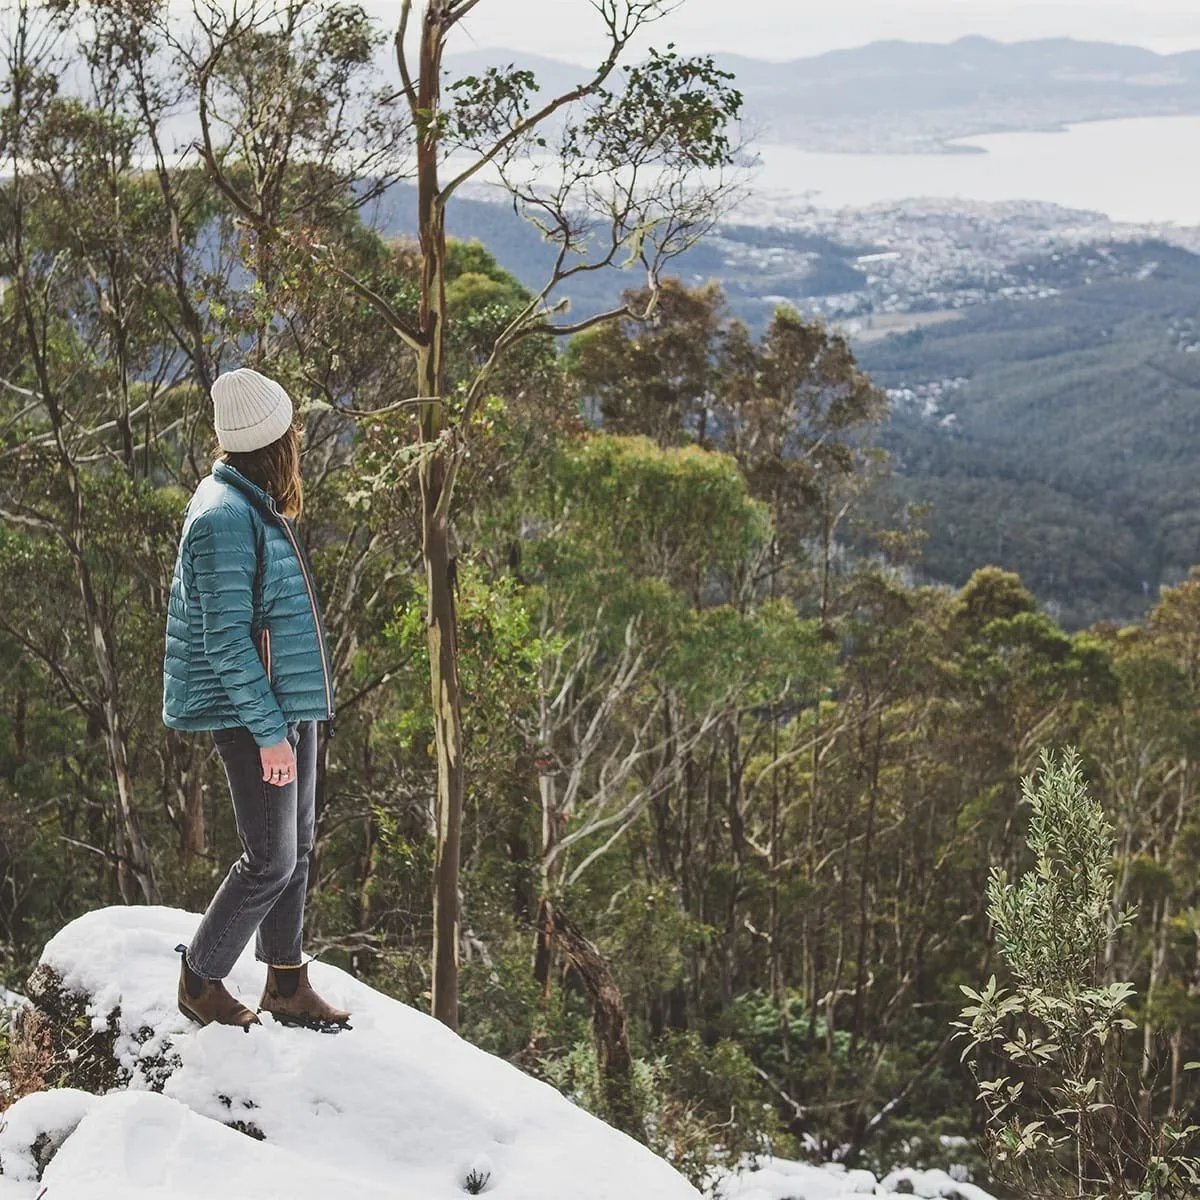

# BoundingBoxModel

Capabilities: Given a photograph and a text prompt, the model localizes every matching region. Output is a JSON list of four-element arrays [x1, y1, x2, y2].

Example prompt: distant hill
[[857, 242, 1200, 628], [447, 37, 1200, 152]]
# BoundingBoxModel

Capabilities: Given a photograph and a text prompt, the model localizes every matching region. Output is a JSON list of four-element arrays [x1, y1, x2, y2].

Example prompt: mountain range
[[447, 37, 1200, 151]]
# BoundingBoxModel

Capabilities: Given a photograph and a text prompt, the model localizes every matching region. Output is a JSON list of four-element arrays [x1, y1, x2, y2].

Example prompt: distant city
[[705, 195, 1200, 430], [715, 195, 1200, 323]]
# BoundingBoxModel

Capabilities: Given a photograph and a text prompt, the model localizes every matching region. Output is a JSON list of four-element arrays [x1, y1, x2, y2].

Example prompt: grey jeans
[[186, 719, 316, 979]]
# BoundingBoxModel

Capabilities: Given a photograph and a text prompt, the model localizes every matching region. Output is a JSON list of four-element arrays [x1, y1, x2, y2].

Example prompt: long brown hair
[[218, 424, 304, 520]]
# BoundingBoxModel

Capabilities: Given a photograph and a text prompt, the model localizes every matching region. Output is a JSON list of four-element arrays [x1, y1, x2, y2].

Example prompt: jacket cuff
[[251, 721, 289, 749]]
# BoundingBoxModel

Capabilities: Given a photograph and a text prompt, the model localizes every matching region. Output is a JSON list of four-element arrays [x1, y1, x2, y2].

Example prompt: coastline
[[740, 115, 1200, 225], [763, 105, 1200, 156]]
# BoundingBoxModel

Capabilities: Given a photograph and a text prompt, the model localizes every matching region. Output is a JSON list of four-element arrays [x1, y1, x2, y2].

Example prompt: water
[[752, 115, 1200, 225]]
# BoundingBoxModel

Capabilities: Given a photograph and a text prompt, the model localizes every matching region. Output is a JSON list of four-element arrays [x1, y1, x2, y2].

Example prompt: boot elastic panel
[[271, 965, 303, 999], [176, 943, 206, 1000]]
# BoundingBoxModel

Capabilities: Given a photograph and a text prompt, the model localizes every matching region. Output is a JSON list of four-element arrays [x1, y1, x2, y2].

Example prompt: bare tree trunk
[[347, 724, 379, 979], [353, 816, 380, 978], [1139, 894, 1172, 1124], [805, 704, 823, 1045], [413, 5, 465, 1030], [850, 710, 883, 1051], [1169, 1028, 1182, 1116], [424, 460, 463, 1028], [67, 446, 158, 903], [166, 732, 206, 862], [768, 714, 789, 1060], [537, 662, 564, 998], [722, 714, 745, 1005], [534, 710, 558, 996], [550, 904, 645, 1143], [533, 895, 554, 996], [104, 707, 158, 904]]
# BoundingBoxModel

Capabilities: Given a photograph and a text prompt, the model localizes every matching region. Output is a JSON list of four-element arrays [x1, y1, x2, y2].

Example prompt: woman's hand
[[260, 739, 297, 787]]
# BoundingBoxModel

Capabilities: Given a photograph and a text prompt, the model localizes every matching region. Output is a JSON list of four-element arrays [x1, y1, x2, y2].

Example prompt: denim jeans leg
[[186, 722, 301, 980], [255, 719, 316, 967]]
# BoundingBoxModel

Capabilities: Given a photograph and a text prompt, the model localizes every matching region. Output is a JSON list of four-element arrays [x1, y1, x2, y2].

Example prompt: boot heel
[[179, 1001, 205, 1027]]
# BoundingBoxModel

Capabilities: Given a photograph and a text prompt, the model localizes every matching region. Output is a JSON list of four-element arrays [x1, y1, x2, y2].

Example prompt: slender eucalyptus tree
[[374, 0, 742, 1028]]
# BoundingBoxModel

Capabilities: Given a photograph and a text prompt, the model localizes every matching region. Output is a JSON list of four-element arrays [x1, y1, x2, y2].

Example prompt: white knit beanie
[[211, 368, 295, 453]]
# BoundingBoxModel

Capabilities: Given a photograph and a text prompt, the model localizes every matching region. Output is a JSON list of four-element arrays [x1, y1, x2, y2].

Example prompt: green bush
[[541, 1031, 783, 1189], [956, 748, 1200, 1199]]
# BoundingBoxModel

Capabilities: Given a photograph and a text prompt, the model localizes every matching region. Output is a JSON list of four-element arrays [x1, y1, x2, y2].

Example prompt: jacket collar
[[212, 460, 280, 518]]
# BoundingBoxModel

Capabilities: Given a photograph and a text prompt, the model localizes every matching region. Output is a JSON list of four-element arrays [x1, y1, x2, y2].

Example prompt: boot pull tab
[[175, 944, 206, 1001]]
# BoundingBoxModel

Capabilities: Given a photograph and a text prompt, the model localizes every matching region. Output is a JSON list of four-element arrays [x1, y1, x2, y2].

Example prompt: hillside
[[447, 37, 1200, 152], [858, 242, 1200, 627], [368, 175, 1200, 625], [365, 184, 870, 330]]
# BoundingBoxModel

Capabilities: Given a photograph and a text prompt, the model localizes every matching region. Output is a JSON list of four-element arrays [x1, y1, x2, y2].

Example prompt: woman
[[162, 367, 348, 1032]]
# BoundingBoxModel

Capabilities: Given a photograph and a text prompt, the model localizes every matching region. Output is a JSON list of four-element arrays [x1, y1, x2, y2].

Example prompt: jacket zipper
[[258, 628, 272, 681], [270, 501, 336, 734]]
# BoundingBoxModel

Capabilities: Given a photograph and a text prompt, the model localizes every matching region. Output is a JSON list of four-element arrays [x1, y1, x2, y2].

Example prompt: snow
[[44, 1091, 404, 1199], [716, 1159, 878, 1198], [2, 905, 699, 1200], [715, 1158, 996, 1200], [0, 1087, 99, 1182], [879, 1168, 995, 1199]]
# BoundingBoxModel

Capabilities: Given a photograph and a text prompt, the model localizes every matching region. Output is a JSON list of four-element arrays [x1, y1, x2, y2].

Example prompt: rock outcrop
[[0, 906, 700, 1200]]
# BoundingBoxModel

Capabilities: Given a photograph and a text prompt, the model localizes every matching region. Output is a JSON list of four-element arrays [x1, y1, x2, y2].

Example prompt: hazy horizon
[[379, 1, 1200, 64]]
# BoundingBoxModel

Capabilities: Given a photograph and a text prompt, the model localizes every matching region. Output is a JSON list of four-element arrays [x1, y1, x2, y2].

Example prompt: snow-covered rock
[[0, 905, 699, 1200], [0, 1088, 99, 1182], [715, 1157, 996, 1200], [37, 1091, 407, 1199], [878, 1167, 994, 1199]]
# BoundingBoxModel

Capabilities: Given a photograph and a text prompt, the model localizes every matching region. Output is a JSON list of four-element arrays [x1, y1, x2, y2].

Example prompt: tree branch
[[438, 16, 634, 204], [448, 0, 486, 24], [531, 305, 638, 339], [319, 258, 426, 352], [394, 0, 418, 116]]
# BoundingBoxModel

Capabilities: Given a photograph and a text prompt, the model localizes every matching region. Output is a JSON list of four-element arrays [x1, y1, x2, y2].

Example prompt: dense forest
[[5, 2, 1200, 1196]]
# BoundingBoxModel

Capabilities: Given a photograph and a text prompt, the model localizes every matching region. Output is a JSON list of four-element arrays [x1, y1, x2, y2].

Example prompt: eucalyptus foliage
[[958, 749, 1200, 1198]]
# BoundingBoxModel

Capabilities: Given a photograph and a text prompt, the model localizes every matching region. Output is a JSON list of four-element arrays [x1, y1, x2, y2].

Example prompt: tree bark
[[722, 714, 745, 1006], [415, 4, 464, 1030], [550, 904, 645, 1143], [534, 682, 559, 997], [424, 461, 463, 1028], [533, 894, 554, 996], [167, 732, 206, 862], [849, 708, 883, 1051], [69, 472, 158, 904]]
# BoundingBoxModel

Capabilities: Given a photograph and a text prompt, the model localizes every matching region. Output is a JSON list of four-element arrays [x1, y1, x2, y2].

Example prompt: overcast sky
[[402, 1, 1200, 63]]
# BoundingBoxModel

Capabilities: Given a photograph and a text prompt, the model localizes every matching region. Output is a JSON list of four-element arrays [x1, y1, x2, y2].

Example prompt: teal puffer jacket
[[162, 462, 336, 747]]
